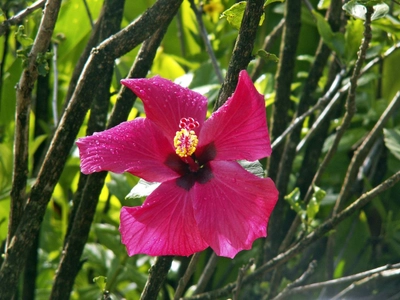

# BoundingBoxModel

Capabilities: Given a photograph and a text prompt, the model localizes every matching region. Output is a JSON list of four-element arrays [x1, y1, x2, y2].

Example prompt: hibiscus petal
[[120, 181, 208, 256], [77, 118, 179, 182], [193, 161, 278, 258], [121, 76, 208, 141], [197, 70, 271, 161]]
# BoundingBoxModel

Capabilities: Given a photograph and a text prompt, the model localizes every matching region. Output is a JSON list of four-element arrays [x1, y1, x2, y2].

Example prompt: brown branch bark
[[140, 256, 174, 300], [267, 0, 302, 181], [50, 0, 125, 296], [215, 0, 264, 109], [334, 91, 400, 212], [276, 262, 400, 298], [8, 0, 62, 253], [263, 0, 302, 264], [174, 253, 201, 300], [0, 0, 46, 37], [50, 8, 179, 300], [193, 253, 218, 295]]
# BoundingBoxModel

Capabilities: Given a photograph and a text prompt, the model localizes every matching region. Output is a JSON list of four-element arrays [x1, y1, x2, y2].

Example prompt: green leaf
[[306, 185, 326, 221], [221, 2, 247, 29], [93, 276, 107, 292], [126, 179, 160, 200], [342, 0, 389, 21], [0, 143, 13, 192], [256, 49, 279, 63], [106, 173, 135, 203], [312, 10, 345, 57], [15, 25, 33, 48], [383, 128, 400, 160], [344, 19, 364, 62], [284, 188, 304, 214], [150, 48, 185, 80], [94, 223, 124, 256], [313, 185, 327, 203], [221, 2, 265, 30]]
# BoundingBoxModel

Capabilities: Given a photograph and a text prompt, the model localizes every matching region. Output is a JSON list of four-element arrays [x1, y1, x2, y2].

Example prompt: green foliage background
[[1, 0, 400, 299]]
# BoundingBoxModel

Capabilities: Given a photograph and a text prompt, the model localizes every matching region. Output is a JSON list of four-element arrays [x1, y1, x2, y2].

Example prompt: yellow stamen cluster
[[174, 128, 198, 157]]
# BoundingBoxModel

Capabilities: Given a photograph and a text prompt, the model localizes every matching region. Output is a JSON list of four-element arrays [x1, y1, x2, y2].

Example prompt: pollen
[[174, 117, 199, 157]]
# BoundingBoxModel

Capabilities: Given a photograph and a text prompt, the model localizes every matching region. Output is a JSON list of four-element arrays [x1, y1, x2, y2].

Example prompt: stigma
[[174, 118, 199, 158]]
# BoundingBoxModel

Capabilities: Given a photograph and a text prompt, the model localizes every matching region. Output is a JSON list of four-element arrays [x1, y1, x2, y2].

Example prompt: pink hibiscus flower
[[77, 70, 278, 258]]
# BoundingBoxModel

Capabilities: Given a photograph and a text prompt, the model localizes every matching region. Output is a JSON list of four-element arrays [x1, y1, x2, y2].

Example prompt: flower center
[[173, 118, 199, 158]]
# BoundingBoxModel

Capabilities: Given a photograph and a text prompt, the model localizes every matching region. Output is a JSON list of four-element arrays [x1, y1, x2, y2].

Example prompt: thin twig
[[0, 0, 46, 37], [272, 69, 345, 150], [251, 18, 285, 81], [270, 260, 317, 300], [233, 259, 254, 300], [188, 0, 223, 84], [296, 40, 400, 153], [323, 6, 375, 277], [333, 90, 400, 213], [281, 89, 398, 256], [277, 262, 400, 298], [302, 5, 374, 217], [331, 266, 400, 300], [193, 253, 218, 295], [184, 170, 400, 299], [280, 7, 376, 268], [176, 8, 186, 59], [174, 253, 201, 300], [82, 0, 94, 28], [52, 42, 59, 125]]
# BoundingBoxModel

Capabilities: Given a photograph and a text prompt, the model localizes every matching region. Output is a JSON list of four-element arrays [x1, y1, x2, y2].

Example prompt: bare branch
[[174, 253, 201, 300], [334, 91, 400, 212], [251, 18, 285, 81], [272, 69, 345, 150], [300, 5, 374, 224], [51, 7, 177, 299], [233, 259, 254, 300], [215, 0, 264, 109], [8, 0, 62, 254], [188, 0, 223, 84], [331, 266, 400, 300], [271, 260, 317, 300], [51, 43, 59, 125], [193, 253, 218, 295], [140, 256, 174, 300], [297, 41, 400, 153], [0, 0, 46, 37], [278, 262, 400, 298], [81, 0, 94, 28]]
